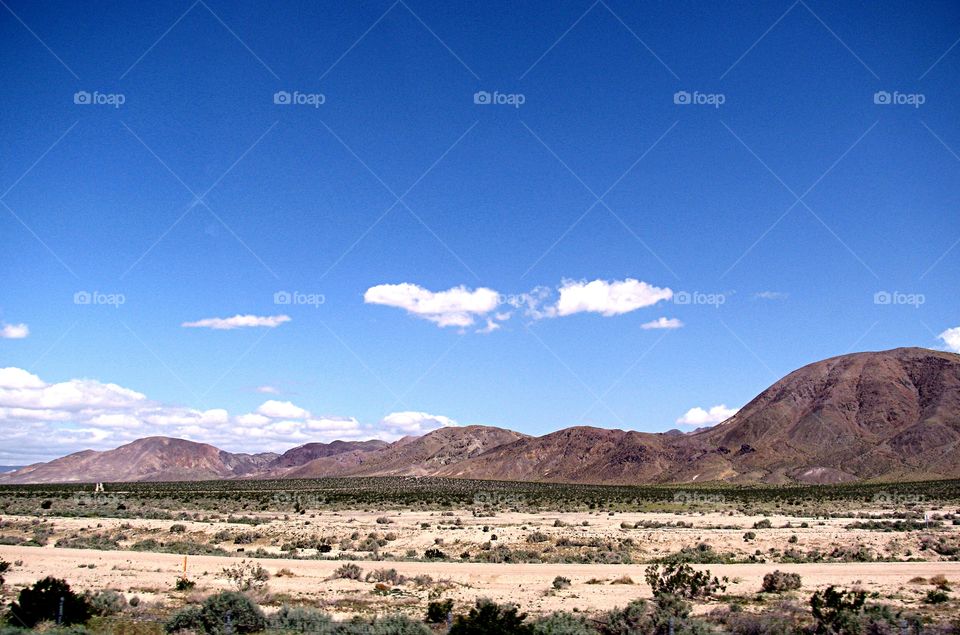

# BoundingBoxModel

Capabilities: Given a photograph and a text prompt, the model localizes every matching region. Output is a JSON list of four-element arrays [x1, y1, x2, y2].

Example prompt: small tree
[[7, 576, 92, 627], [199, 591, 266, 634], [0, 560, 10, 587]]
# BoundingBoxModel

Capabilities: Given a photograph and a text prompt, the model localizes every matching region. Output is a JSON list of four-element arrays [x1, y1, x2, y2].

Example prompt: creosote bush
[[644, 562, 727, 599], [7, 576, 92, 628], [761, 570, 802, 593], [333, 563, 363, 580]]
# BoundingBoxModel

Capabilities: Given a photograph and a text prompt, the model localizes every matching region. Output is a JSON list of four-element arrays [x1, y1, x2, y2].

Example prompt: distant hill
[[3, 348, 959, 485]]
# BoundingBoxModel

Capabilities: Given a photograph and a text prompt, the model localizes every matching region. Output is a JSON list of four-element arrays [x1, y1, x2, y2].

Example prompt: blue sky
[[1, 0, 958, 462]]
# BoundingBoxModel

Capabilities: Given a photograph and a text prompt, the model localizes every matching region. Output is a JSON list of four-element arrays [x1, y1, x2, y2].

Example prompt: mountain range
[[3, 347, 959, 485]]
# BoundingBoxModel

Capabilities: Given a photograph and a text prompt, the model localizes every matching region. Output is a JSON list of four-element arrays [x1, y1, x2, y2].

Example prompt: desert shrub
[[762, 571, 802, 593], [743, 532, 756, 542], [269, 605, 336, 632], [533, 611, 598, 634], [169, 524, 187, 533], [376, 516, 392, 524], [198, 591, 266, 634], [0, 560, 9, 587], [367, 568, 405, 585], [656, 543, 731, 565], [174, 576, 196, 591], [85, 589, 127, 616], [721, 601, 807, 635], [334, 563, 363, 580], [426, 599, 455, 623], [610, 576, 634, 585], [753, 519, 773, 529], [7, 576, 92, 627], [165, 605, 205, 633], [221, 560, 269, 592], [645, 563, 727, 599], [552, 576, 572, 590], [924, 588, 950, 604], [809, 586, 866, 634], [601, 595, 710, 635], [369, 613, 432, 634], [449, 599, 533, 635], [527, 531, 550, 543], [424, 548, 448, 560]]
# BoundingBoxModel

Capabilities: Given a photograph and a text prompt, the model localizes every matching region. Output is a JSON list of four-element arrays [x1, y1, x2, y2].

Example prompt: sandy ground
[[2, 544, 959, 618]]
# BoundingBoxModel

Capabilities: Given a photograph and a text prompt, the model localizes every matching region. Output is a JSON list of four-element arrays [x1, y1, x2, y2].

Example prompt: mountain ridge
[[3, 348, 958, 485]]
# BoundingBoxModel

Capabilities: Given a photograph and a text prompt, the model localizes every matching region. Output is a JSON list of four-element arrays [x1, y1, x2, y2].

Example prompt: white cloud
[[256, 400, 310, 419], [940, 327, 960, 353], [255, 385, 280, 394], [181, 314, 291, 330], [641, 317, 683, 330], [0, 367, 463, 463], [554, 279, 673, 317], [364, 283, 500, 328], [379, 411, 457, 437], [754, 291, 788, 300], [0, 323, 29, 339], [676, 404, 739, 426]]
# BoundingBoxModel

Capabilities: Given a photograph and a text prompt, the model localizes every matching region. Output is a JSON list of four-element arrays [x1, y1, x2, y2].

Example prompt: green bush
[[165, 605, 205, 633], [269, 605, 336, 632], [426, 599, 454, 623], [533, 611, 598, 634], [761, 571, 802, 593], [449, 599, 533, 635], [6, 576, 92, 627], [809, 586, 866, 634], [369, 613, 432, 634], [85, 589, 127, 616]]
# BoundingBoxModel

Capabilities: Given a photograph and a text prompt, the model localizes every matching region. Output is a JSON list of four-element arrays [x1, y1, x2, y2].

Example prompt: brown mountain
[[283, 425, 529, 478], [3, 348, 958, 485], [442, 347, 960, 484], [266, 440, 388, 470], [0, 437, 278, 484]]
